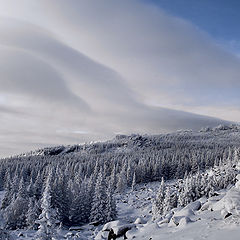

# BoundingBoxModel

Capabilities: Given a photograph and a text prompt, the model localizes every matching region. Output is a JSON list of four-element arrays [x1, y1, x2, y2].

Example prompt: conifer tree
[[90, 170, 108, 224], [116, 168, 127, 193], [36, 169, 57, 240], [131, 172, 136, 192], [152, 177, 165, 218], [26, 197, 40, 230], [105, 181, 117, 222]]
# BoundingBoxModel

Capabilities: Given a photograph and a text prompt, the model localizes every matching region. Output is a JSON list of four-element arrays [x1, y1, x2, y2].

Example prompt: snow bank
[[102, 220, 123, 231], [112, 224, 135, 236], [134, 217, 146, 224], [212, 177, 240, 217], [173, 207, 195, 218], [178, 216, 193, 228], [100, 220, 136, 239], [168, 201, 201, 226], [213, 188, 240, 216], [127, 222, 160, 239]]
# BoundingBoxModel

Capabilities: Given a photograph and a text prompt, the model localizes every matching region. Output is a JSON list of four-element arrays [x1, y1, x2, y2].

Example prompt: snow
[[99, 178, 240, 240], [178, 216, 193, 228], [1, 176, 240, 239], [134, 217, 147, 224], [212, 180, 240, 217]]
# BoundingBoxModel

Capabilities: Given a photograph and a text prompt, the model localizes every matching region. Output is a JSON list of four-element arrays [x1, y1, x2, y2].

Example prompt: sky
[[0, 0, 240, 157]]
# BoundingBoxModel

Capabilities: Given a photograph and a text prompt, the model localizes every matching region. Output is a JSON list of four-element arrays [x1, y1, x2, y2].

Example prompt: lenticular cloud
[[0, 0, 238, 156]]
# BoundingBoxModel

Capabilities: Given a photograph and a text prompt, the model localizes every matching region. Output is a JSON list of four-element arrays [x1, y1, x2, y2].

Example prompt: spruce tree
[[131, 172, 136, 192], [116, 169, 127, 193], [90, 170, 108, 224], [106, 181, 117, 222], [36, 169, 58, 240], [152, 177, 165, 218]]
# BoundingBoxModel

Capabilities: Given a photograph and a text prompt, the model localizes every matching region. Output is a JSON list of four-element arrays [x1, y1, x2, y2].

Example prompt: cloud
[[38, 0, 240, 109], [0, 0, 238, 157]]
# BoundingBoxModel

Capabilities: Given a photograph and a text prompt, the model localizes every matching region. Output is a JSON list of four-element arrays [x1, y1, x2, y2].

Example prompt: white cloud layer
[[0, 0, 239, 157]]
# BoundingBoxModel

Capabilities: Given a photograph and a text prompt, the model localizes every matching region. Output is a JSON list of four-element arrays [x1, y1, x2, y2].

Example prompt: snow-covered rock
[[158, 214, 173, 225], [126, 227, 139, 239], [173, 207, 195, 218], [178, 216, 193, 228], [102, 220, 122, 231], [186, 200, 201, 211], [112, 223, 135, 236], [201, 201, 211, 211], [95, 230, 109, 240], [198, 196, 208, 205], [212, 183, 240, 217], [134, 217, 146, 224], [169, 216, 185, 226], [169, 202, 199, 226]]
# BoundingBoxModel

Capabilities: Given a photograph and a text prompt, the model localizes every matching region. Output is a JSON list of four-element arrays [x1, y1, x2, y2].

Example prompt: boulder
[[134, 217, 146, 224], [178, 216, 193, 227]]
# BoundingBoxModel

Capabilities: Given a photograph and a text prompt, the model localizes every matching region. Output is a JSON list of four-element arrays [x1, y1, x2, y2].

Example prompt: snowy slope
[[96, 178, 240, 240], [1, 176, 240, 239], [10, 124, 240, 158], [1, 125, 240, 239]]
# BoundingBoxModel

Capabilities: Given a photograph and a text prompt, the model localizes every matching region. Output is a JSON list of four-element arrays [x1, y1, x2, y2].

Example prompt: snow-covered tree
[[90, 170, 108, 224], [105, 181, 117, 222], [26, 197, 40, 230], [117, 168, 127, 193], [152, 177, 165, 218], [131, 172, 136, 192], [36, 169, 58, 240]]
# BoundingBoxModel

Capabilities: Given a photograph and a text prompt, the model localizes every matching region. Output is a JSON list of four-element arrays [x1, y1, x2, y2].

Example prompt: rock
[[89, 220, 102, 226], [102, 220, 122, 231], [65, 232, 75, 238], [134, 217, 146, 224], [158, 217, 170, 225], [18, 232, 24, 237], [224, 212, 232, 219], [178, 216, 193, 227], [198, 196, 208, 205], [69, 226, 83, 231], [169, 216, 184, 226], [201, 201, 214, 211], [173, 208, 195, 218], [112, 224, 135, 236], [158, 213, 173, 225], [126, 227, 138, 239]]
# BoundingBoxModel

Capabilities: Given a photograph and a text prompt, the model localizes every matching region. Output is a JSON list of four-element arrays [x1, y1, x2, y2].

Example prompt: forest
[[0, 124, 240, 238]]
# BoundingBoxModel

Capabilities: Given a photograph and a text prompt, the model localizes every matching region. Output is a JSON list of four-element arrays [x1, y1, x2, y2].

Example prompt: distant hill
[[12, 124, 240, 159]]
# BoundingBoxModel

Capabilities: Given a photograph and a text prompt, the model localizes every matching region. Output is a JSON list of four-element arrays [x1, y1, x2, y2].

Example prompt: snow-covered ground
[[95, 179, 240, 240], [1, 179, 240, 239]]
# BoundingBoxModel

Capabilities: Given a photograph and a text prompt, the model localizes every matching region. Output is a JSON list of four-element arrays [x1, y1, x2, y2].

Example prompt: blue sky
[[144, 0, 240, 55]]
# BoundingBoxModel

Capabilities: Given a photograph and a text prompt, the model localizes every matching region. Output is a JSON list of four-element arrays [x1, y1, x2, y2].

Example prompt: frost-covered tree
[[110, 165, 117, 192], [36, 169, 58, 240], [69, 179, 91, 225], [131, 172, 136, 192], [152, 177, 165, 218], [117, 168, 127, 193], [163, 187, 172, 216], [90, 170, 108, 224], [3, 178, 29, 229], [51, 168, 69, 225], [105, 181, 117, 222], [26, 197, 40, 230]]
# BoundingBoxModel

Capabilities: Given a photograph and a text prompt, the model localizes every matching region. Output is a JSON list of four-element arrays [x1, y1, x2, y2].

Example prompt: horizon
[[2, 123, 239, 159]]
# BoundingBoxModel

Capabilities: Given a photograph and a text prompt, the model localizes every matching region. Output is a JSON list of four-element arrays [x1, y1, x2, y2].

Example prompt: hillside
[[15, 124, 240, 158], [0, 124, 240, 239]]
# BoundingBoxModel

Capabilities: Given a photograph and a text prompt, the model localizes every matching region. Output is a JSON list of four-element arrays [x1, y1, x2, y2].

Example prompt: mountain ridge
[[8, 123, 240, 159]]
